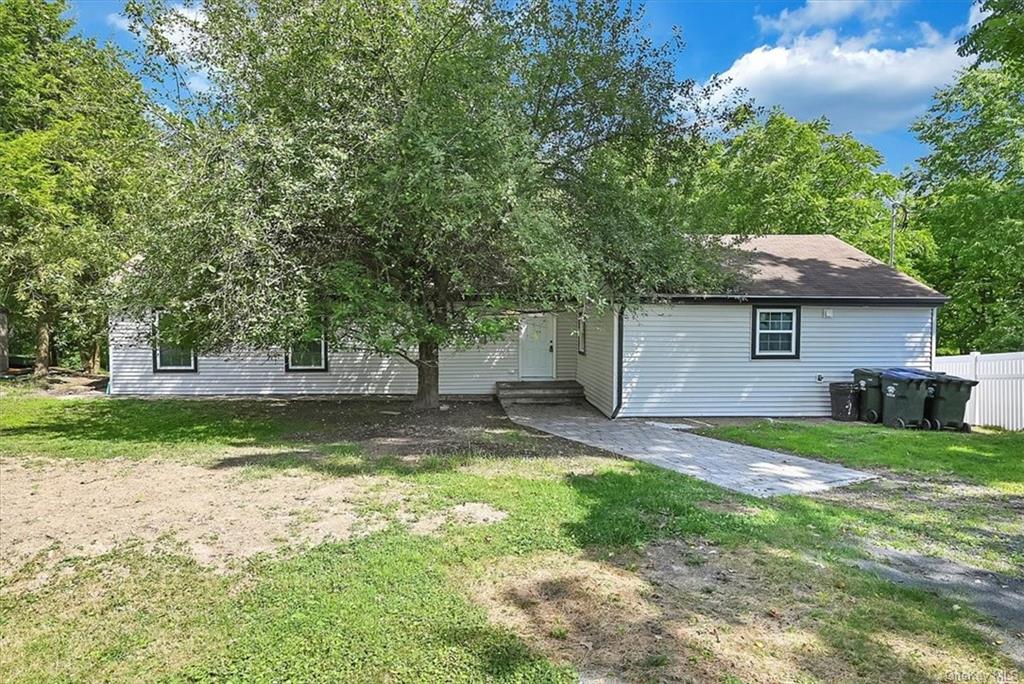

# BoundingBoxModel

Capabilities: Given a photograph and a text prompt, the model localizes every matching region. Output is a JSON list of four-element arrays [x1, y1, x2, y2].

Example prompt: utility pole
[[889, 201, 907, 267]]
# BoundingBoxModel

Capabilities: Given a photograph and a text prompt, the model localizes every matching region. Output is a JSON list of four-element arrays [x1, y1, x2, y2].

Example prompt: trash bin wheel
[[866, 409, 880, 424], [895, 418, 907, 429], [930, 419, 942, 431], [959, 423, 972, 434], [919, 418, 932, 431]]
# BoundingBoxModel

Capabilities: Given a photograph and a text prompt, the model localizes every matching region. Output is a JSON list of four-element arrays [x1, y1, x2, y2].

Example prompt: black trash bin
[[880, 368, 932, 429], [829, 382, 859, 421], [852, 368, 886, 423], [925, 373, 979, 432]]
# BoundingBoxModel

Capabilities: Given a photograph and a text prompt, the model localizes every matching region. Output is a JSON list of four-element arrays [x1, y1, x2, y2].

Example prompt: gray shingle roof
[[680, 235, 947, 303]]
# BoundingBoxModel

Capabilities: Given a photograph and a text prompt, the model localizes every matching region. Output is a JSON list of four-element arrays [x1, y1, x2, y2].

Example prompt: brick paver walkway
[[505, 403, 874, 497]]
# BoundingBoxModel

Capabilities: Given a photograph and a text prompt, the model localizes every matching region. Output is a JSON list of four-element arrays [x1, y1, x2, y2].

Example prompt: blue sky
[[67, 0, 980, 172]]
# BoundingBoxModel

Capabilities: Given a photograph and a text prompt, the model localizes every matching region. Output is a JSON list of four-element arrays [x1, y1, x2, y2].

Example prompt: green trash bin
[[880, 368, 932, 429], [852, 368, 885, 423], [924, 373, 979, 432]]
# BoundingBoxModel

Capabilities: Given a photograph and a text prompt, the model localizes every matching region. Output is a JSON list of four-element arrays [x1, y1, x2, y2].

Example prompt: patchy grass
[[462, 545, 1001, 683], [0, 394, 585, 462], [0, 546, 234, 683], [702, 420, 1024, 576], [700, 420, 1024, 494], [815, 475, 1024, 577], [0, 397, 310, 460], [0, 396, 1019, 682]]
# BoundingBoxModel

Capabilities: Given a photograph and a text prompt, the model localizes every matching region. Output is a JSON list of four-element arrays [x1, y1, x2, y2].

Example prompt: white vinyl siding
[[440, 337, 518, 394], [109, 313, 583, 397], [554, 312, 578, 380], [109, 316, 520, 396], [574, 308, 617, 416], [620, 304, 934, 417]]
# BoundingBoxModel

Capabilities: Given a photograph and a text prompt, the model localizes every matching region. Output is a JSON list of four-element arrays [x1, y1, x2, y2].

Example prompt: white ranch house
[[109, 235, 947, 417]]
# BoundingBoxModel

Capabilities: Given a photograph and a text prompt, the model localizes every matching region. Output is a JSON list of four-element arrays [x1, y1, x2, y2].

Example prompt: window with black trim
[[286, 337, 328, 372], [577, 315, 586, 355], [153, 312, 197, 373], [752, 307, 800, 359]]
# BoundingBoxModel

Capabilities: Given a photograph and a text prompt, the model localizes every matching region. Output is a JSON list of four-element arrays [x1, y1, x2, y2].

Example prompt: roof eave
[[653, 294, 950, 307]]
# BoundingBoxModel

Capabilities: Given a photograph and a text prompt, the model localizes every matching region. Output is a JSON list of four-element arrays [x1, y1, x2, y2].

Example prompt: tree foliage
[[0, 0, 153, 373], [684, 109, 931, 275], [960, 0, 1024, 73], [911, 2, 1024, 353], [121, 0, 738, 407]]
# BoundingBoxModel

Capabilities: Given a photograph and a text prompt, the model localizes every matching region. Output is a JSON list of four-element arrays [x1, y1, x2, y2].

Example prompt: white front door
[[519, 314, 555, 379]]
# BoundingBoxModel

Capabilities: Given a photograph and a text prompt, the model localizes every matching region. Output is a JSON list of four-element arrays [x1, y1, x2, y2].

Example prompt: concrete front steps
[[496, 380, 585, 406]]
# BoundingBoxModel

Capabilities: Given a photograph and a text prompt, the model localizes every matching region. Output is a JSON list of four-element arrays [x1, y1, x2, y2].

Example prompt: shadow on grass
[[173, 534, 574, 683], [0, 396, 581, 461], [560, 463, 854, 550], [550, 465, 1010, 679], [0, 398, 311, 457], [206, 446, 476, 477], [485, 546, 987, 682]]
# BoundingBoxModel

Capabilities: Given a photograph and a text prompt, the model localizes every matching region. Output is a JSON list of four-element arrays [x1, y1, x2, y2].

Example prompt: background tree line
[[1, 0, 1020, 394], [1, 0, 153, 375]]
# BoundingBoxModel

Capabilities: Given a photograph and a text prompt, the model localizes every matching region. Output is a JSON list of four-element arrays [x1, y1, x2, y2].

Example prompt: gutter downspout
[[930, 307, 938, 371], [611, 306, 624, 418]]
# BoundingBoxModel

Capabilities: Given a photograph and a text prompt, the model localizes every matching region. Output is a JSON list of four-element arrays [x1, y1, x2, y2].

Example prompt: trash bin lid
[[881, 367, 934, 381], [936, 374, 980, 386]]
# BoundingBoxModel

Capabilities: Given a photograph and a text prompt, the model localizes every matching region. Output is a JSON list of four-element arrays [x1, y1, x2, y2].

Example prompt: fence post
[[969, 351, 981, 424]]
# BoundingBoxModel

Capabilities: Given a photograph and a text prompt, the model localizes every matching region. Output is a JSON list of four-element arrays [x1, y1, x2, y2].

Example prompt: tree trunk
[[412, 340, 440, 410], [81, 337, 102, 375], [0, 309, 8, 375], [34, 317, 50, 377]]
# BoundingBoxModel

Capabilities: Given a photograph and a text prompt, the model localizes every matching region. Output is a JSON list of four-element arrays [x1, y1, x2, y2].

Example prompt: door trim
[[518, 313, 556, 380]]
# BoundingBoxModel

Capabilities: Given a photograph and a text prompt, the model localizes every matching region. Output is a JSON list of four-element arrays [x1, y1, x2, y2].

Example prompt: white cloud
[[161, 5, 207, 55], [965, 2, 989, 32], [186, 72, 212, 94], [105, 4, 205, 55], [718, 4, 980, 135], [917, 21, 943, 47], [107, 4, 211, 95], [105, 13, 130, 32], [756, 0, 903, 38]]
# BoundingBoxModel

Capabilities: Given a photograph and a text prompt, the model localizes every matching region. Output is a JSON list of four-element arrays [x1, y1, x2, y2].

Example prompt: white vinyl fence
[[933, 352, 1024, 431]]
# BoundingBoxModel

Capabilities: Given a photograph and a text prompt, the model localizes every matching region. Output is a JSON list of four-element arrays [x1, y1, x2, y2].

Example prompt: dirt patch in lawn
[[0, 456, 396, 584], [696, 500, 762, 517], [463, 541, 1008, 683], [813, 473, 1024, 578], [401, 502, 508, 536], [818, 471, 1023, 518], [0, 369, 108, 398], [289, 399, 594, 459]]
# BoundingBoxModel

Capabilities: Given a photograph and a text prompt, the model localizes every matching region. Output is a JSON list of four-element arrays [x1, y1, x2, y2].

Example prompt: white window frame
[[286, 336, 328, 372], [752, 306, 800, 359], [153, 311, 197, 373]]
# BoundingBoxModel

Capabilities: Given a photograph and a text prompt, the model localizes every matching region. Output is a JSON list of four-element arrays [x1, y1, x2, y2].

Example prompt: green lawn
[[1, 393, 1020, 682], [700, 420, 1024, 494], [0, 395, 320, 460]]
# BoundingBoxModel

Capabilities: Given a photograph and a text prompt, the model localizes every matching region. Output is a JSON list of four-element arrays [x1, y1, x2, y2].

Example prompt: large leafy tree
[[0, 0, 152, 374], [909, 1, 1024, 353], [122, 0, 736, 408], [959, 0, 1024, 74], [684, 109, 931, 275]]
